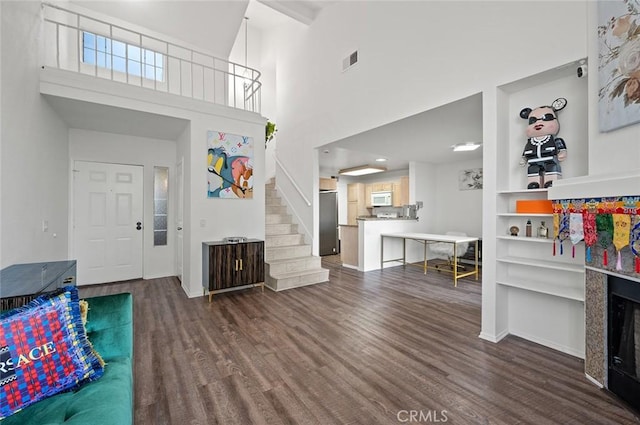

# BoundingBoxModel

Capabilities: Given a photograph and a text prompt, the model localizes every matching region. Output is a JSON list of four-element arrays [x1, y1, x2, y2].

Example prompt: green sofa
[[2, 293, 134, 425]]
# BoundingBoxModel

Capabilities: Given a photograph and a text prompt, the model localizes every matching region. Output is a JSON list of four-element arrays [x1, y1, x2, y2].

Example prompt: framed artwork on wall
[[597, 0, 640, 132], [206, 131, 254, 199], [458, 168, 483, 191]]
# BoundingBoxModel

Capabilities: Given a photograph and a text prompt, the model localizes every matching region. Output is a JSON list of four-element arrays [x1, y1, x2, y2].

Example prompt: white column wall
[[184, 115, 265, 298]]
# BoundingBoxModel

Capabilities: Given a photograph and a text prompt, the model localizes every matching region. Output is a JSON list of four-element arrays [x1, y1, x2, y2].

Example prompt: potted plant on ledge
[[266, 120, 277, 147]]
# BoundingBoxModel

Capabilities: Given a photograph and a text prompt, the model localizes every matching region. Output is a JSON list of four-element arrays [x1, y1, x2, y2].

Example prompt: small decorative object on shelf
[[223, 236, 247, 243], [510, 225, 519, 236], [526, 219, 532, 237], [519, 97, 568, 189], [538, 221, 548, 238]]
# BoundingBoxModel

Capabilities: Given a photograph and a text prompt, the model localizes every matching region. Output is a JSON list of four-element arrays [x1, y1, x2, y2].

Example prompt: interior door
[[176, 159, 184, 282], [73, 161, 143, 285]]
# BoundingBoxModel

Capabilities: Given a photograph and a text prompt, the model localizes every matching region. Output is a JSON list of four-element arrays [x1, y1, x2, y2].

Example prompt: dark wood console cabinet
[[1, 260, 77, 310], [202, 239, 264, 301]]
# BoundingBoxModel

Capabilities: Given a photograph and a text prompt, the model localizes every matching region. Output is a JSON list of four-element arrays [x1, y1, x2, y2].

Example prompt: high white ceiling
[[56, 1, 483, 176], [318, 93, 484, 176], [71, 0, 330, 56], [71, 1, 250, 58]]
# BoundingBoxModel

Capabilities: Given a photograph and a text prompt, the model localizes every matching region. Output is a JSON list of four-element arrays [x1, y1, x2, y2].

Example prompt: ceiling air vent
[[342, 50, 358, 72]]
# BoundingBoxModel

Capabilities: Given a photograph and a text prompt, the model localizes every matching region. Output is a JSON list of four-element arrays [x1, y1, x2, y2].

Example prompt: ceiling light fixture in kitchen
[[375, 158, 387, 162], [452, 142, 482, 152], [338, 165, 387, 176]]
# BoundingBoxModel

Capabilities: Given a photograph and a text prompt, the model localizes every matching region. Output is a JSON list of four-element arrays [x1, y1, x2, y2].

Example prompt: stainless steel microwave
[[371, 191, 393, 207]]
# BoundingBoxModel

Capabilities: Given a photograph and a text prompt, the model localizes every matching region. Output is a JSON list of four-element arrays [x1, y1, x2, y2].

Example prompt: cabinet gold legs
[[205, 282, 264, 302]]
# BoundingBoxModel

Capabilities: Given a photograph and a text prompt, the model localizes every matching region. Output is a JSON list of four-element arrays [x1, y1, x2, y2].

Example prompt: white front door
[[175, 158, 184, 282], [73, 161, 144, 285]]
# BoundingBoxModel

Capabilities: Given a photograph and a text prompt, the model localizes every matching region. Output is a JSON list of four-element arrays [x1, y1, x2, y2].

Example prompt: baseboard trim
[[478, 329, 509, 343], [509, 329, 585, 359], [585, 373, 604, 388]]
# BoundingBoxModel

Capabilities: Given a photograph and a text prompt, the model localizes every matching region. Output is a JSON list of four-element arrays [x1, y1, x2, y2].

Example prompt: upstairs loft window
[[82, 32, 164, 82]]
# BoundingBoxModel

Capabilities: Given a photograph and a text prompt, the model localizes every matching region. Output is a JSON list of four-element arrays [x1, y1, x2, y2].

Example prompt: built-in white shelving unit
[[490, 60, 589, 358]]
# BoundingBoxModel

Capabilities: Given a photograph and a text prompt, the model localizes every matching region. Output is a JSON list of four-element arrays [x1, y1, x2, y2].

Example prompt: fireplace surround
[[608, 274, 640, 410], [548, 170, 640, 410]]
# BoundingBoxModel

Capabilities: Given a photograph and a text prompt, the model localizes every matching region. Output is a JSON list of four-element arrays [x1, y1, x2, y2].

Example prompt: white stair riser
[[265, 245, 312, 261], [266, 205, 287, 214], [266, 223, 298, 235], [266, 214, 292, 224], [266, 257, 322, 275], [265, 270, 330, 291], [266, 234, 305, 247]]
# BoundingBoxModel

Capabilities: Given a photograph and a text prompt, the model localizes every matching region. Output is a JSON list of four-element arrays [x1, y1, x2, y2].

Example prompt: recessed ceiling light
[[338, 165, 387, 176], [452, 142, 482, 152], [375, 158, 387, 162]]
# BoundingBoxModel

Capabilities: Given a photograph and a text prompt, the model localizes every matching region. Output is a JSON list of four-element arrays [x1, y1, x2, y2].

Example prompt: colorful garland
[[549, 196, 640, 274], [596, 214, 613, 266], [583, 211, 597, 263], [631, 216, 640, 273]]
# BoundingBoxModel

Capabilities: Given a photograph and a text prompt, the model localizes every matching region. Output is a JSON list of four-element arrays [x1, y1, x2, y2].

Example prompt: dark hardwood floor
[[79, 256, 640, 424]]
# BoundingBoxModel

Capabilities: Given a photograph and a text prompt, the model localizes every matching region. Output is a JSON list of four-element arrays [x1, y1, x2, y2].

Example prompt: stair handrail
[[274, 155, 311, 206], [41, 2, 261, 113]]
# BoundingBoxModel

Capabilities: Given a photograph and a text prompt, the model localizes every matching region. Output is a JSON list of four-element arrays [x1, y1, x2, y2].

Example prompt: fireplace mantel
[[546, 170, 640, 393], [547, 169, 640, 200]]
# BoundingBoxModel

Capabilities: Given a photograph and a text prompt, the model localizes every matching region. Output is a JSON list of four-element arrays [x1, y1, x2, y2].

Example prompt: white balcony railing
[[41, 3, 261, 113]]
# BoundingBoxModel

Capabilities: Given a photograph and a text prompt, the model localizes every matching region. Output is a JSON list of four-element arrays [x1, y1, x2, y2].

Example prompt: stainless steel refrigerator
[[319, 191, 339, 256]]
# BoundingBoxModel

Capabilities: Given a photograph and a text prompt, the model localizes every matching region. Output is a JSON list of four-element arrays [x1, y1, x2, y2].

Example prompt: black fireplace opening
[[608, 275, 640, 412]]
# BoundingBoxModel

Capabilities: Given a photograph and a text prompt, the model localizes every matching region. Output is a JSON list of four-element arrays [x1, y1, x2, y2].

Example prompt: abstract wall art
[[598, 0, 640, 132], [207, 131, 254, 199], [458, 168, 483, 191]]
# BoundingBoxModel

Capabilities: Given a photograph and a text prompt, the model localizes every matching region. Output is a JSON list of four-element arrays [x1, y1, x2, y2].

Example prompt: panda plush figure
[[519, 97, 567, 189]]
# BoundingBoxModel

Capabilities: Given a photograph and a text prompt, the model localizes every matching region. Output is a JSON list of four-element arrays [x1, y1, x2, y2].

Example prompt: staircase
[[265, 180, 329, 291]]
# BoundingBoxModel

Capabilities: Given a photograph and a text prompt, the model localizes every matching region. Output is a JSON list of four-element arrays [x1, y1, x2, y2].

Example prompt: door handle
[[235, 259, 239, 271], [177, 227, 183, 230], [136, 221, 142, 230], [239, 259, 243, 270]]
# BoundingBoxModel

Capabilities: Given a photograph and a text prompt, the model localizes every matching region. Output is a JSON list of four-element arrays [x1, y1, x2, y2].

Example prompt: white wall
[[184, 114, 265, 297], [1, 0, 266, 298], [1, 2, 70, 268], [410, 161, 437, 233], [434, 158, 483, 238], [69, 129, 178, 279], [1, 2, 3, 266], [271, 1, 588, 241], [229, 18, 280, 179], [176, 121, 191, 288]]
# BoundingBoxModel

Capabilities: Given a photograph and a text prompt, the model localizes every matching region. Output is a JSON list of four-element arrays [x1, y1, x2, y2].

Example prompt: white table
[[380, 232, 479, 286]]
